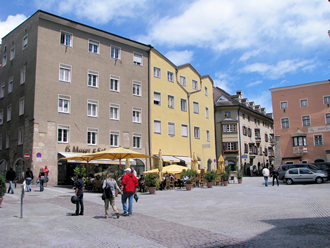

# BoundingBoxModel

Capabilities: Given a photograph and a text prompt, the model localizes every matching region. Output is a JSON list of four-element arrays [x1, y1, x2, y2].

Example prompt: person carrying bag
[[102, 174, 122, 219]]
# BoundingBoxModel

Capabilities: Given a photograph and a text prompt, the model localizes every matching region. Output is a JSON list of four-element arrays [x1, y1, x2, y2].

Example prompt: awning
[[174, 156, 192, 164], [155, 155, 180, 163], [58, 152, 136, 165]]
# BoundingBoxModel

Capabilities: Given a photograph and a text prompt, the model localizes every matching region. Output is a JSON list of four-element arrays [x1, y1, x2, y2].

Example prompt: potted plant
[[204, 170, 218, 188], [222, 166, 231, 186], [144, 173, 158, 194], [181, 169, 197, 191], [236, 165, 244, 184], [0, 174, 6, 207]]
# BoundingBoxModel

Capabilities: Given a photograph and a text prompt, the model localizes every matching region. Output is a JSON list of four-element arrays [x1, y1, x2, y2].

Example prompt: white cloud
[[213, 72, 235, 94], [0, 14, 27, 42], [241, 59, 316, 79], [245, 90, 273, 113], [247, 80, 263, 87], [165, 50, 194, 66], [239, 49, 263, 62]]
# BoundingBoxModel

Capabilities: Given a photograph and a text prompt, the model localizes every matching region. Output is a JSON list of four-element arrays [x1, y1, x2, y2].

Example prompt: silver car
[[284, 168, 328, 185]]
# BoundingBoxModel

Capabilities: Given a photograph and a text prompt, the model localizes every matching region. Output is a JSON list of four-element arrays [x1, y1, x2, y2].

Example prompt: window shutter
[[223, 142, 227, 150]]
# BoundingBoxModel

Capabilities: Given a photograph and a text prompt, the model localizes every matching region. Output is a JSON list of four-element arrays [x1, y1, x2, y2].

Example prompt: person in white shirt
[[262, 167, 270, 187]]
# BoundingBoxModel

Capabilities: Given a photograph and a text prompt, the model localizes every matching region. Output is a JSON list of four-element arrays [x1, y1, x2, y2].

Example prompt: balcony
[[293, 146, 307, 155]]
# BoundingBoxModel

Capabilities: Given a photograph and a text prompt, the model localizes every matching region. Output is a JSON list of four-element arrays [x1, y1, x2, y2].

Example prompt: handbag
[[101, 180, 113, 200], [134, 193, 139, 202]]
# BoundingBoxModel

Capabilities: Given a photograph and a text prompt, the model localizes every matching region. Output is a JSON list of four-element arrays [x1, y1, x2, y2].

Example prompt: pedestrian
[[262, 166, 270, 187], [272, 168, 279, 186], [121, 168, 138, 216], [6, 167, 16, 194], [72, 174, 84, 216], [43, 165, 49, 187], [39, 169, 45, 192], [25, 167, 34, 192], [102, 174, 122, 219]]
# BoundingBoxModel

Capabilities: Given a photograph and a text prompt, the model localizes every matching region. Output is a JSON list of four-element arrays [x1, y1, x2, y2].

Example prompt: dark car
[[312, 162, 330, 179], [284, 168, 328, 185], [278, 163, 323, 181]]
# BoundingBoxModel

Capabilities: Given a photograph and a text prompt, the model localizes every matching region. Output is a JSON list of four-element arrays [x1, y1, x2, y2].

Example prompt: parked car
[[278, 163, 323, 181], [311, 162, 330, 179], [284, 168, 328, 185]]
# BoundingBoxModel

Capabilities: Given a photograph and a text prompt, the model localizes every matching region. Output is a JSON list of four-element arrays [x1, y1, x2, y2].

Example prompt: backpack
[[101, 180, 113, 200]]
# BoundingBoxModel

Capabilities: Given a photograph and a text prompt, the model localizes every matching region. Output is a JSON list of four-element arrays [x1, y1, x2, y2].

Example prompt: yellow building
[[150, 49, 216, 171]]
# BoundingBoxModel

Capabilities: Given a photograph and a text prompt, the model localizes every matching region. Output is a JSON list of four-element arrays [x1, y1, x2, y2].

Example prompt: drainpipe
[[238, 106, 242, 169], [147, 46, 152, 170]]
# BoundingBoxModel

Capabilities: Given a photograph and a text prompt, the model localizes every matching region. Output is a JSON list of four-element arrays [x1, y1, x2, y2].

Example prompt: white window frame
[[194, 126, 200, 139], [133, 133, 141, 149], [205, 107, 209, 118], [58, 95, 70, 114], [110, 103, 120, 120], [181, 124, 188, 137], [58, 125, 69, 143], [133, 108, 141, 123], [300, 99, 308, 107], [110, 75, 120, 92], [205, 86, 208, 96], [87, 128, 98, 146], [60, 31, 72, 47], [167, 71, 174, 82], [302, 115, 311, 127], [132, 81, 141, 97], [133, 52, 143, 66], [181, 98, 187, 112], [87, 100, 98, 118], [314, 134, 323, 146], [168, 122, 175, 137], [0, 83, 4, 98], [154, 92, 161, 106], [153, 67, 161, 78], [8, 77, 13, 94], [2, 54, 7, 67], [6, 132, 10, 149], [154, 120, 161, 134], [0, 109, 3, 125], [59, 64, 71, 83], [280, 101, 288, 109], [281, 118, 289, 129], [193, 101, 199, 114], [19, 97, 24, 116], [324, 96, 330, 104], [22, 35, 28, 50], [326, 113, 330, 124], [192, 80, 198, 90], [168, 95, 174, 109], [206, 130, 210, 142], [180, 76, 186, 86], [10, 46, 15, 61], [88, 39, 99, 54], [111, 46, 121, 59], [88, 70, 99, 88], [20, 66, 26, 85], [110, 131, 120, 147], [7, 105, 11, 122]]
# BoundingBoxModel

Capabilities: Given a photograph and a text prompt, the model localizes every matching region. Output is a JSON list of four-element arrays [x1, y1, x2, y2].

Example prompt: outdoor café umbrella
[[158, 149, 163, 181], [60, 153, 98, 176], [218, 155, 225, 174], [191, 152, 198, 171], [161, 164, 188, 174], [143, 168, 159, 174]]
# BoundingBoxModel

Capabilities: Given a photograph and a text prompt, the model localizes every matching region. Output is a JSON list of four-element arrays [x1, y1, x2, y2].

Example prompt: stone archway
[[314, 158, 325, 163], [13, 158, 25, 182]]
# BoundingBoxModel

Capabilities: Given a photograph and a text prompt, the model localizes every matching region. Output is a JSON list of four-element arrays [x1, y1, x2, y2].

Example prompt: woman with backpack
[[102, 174, 122, 219]]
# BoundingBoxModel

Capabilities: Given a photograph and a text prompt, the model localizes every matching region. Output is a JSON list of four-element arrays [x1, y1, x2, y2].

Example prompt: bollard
[[20, 183, 25, 218]]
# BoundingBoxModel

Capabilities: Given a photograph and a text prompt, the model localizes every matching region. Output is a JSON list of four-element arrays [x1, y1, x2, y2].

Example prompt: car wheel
[[286, 178, 293, 185], [315, 177, 323, 184]]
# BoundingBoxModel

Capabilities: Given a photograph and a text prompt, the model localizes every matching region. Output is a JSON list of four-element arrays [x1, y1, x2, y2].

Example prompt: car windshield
[[308, 164, 318, 171], [309, 168, 316, 173]]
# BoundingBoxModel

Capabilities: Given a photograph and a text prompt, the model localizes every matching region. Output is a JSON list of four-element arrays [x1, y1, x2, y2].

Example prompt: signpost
[[24, 153, 30, 160]]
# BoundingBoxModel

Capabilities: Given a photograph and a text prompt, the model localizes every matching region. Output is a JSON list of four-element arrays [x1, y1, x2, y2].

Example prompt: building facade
[[213, 88, 274, 173], [0, 10, 151, 184], [150, 49, 216, 170], [270, 80, 330, 165]]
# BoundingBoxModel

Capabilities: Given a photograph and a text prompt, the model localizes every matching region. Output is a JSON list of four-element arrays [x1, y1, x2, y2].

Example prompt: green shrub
[[236, 165, 244, 179], [180, 169, 198, 181], [144, 173, 158, 187], [204, 170, 219, 182], [222, 166, 232, 181], [0, 174, 6, 196]]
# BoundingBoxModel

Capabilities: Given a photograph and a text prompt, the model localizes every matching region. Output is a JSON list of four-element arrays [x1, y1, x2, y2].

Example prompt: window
[[242, 126, 247, 135], [168, 95, 174, 109], [110, 76, 120, 92], [8, 78, 13, 94], [223, 124, 237, 132], [194, 126, 200, 139], [110, 104, 120, 120], [326, 113, 330, 124], [154, 92, 161, 105], [205, 86, 208, 96], [181, 99, 187, 111], [205, 107, 209, 118], [19, 97, 24, 116], [0, 109, 3, 125], [206, 130, 210, 142], [133, 81, 141, 96], [314, 135, 323, 146], [280, 101, 288, 109], [153, 67, 161, 78], [133, 134, 141, 149], [133, 108, 141, 123], [302, 115, 310, 127], [58, 95, 70, 114], [223, 142, 238, 151], [87, 100, 98, 117], [154, 120, 161, 134], [193, 102, 199, 114], [224, 111, 231, 118], [133, 52, 142, 66], [111, 46, 120, 59], [10, 46, 15, 61], [324, 96, 330, 104], [293, 136, 306, 147], [110, 131, 119, 147], [2, 54, 6, 67], [58, 125, 69, 143], [60, 32, 72, 47], [179, 76, 186, 86], [281, 118, 289, 129], [192, 80, 198, 90], [0, 83, 4, 98], [244, 143, 248, 154], [22, 35, 28, 50], [87, 128, 98, 145], [168, 122, 175, 136], [59, 64, 71, 83], [20, 66, 26, 85], [6, 132, 10, 149], [265, 133, 269, 142], [181, 124, 188, 137], [247, 128, 252, 137], [300, 99, 308, 107], [88, 70, 98, 88], [167, 71, 174, 82], [7, 105, 11, 122], [88, 40, 99, 54], [255, 129, 260, 138]]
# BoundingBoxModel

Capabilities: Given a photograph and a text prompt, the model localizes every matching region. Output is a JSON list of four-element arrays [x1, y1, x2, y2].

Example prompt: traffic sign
[[24, 153, 30, 159]]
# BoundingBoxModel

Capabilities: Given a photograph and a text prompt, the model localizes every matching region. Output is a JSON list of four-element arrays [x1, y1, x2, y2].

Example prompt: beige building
[[213, 88, 274, 174], [0, 10, 151, 184], [270, 80, 330, 166]]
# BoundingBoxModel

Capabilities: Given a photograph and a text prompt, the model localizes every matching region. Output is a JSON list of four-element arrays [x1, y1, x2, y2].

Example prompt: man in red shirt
[[121, 168, 138, 216], [43, 165, 49, 187]]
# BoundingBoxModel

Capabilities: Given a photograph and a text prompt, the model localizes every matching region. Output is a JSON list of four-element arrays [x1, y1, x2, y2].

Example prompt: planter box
[[186, 184, 192, 191], [148, 187, 156, 194], [207, 182, 213, 188], [223, 181, 229, 186]]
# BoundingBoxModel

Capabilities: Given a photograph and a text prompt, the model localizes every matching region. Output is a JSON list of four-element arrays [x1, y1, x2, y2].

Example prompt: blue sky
[[1, 0, 330, 113]]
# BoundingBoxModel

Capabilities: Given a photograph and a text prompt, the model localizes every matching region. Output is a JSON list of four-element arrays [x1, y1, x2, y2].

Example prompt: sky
[[1, 0, 330, 113]]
